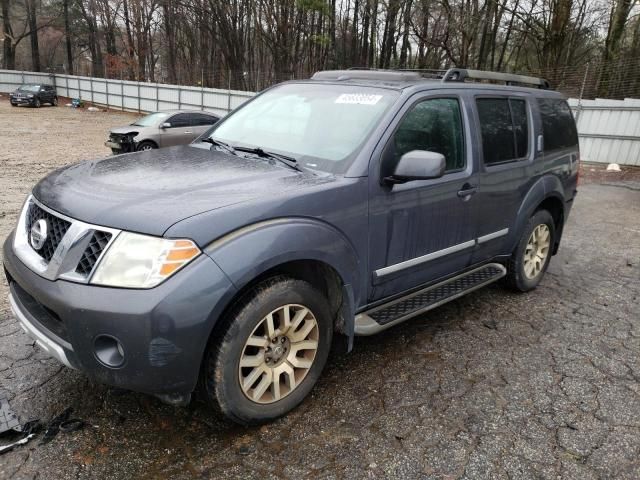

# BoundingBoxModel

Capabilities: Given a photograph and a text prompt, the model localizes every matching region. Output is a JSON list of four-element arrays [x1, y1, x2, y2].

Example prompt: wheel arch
[[203, 217, 362, 351], [512, 175, 567, 255]]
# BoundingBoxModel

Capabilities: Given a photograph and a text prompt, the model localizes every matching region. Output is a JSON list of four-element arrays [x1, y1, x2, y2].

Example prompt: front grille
[[75, 231, 112, 276], [25, 203, 71, 262]]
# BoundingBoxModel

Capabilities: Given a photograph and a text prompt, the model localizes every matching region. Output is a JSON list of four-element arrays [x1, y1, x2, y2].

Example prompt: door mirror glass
[[386, 150, 446, 184], [161, 122, 172, 129]]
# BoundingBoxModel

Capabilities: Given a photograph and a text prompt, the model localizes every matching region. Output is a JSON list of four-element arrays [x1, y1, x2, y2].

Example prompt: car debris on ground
[[1, 396, 84, 455]]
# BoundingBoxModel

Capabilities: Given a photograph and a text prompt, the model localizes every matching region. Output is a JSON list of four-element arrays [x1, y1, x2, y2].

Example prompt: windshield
[[208, 83, 399, 173], [132, 112, 170, 127], [18, 85, 40, 92]]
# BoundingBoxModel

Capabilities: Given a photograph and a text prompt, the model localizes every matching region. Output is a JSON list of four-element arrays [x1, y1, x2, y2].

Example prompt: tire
[[52, 96, 58, 106], [203, 276, 333, 425], [504, 209, 556, 292], [136, 141, 157, 151], [10, 102, 16, 107], [34, 98, 41, 108]]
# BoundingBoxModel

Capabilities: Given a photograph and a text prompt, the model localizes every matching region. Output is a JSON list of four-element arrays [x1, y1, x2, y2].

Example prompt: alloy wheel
[[238, 304, 319, 404], [523, 224, 550, 279]]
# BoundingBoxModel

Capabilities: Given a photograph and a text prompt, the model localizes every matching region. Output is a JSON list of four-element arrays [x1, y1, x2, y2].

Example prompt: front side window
[[476, 97, 530, 165], [168, 113, 194, 128], [132, 112, 170, 127], [392, 98, 465, 172], [210, 83, 399, 173], [538, 98, 578, 152]]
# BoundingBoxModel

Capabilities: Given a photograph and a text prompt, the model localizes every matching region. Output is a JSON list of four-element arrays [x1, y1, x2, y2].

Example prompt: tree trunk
[[25, 0, 40, 71], [1, 0, 16, 69], [63, 0, 73, 74], [598, 0, 634, 97]]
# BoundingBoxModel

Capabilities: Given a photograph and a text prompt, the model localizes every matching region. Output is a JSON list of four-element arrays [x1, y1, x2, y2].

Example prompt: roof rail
[[311, 69, 424, 82], [442, 68, 550, 89]]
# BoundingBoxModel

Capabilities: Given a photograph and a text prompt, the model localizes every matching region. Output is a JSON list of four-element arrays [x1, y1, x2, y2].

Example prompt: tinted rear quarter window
[[538, 98, 578, 151]]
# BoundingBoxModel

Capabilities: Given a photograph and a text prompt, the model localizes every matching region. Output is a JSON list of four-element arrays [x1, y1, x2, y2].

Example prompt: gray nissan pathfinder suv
[[3, 69, 579, 425]]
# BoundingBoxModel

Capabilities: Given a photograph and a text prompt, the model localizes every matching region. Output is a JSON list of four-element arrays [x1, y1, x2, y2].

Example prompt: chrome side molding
[[374, 228, 509, 279]]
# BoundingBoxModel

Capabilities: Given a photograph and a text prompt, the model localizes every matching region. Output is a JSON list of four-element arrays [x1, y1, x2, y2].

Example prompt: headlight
[[91, 232, 201, 288]]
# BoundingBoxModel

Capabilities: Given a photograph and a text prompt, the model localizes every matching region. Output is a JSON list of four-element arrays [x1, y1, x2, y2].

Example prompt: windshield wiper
[[233, 146, 303, 172], [201, 137, 237, 156]]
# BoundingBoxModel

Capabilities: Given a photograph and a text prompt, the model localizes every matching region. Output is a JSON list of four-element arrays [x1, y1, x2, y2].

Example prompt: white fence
[[0, 69, 254, 117], [569, 98, 640, 167], [1, 69, 639, 166]]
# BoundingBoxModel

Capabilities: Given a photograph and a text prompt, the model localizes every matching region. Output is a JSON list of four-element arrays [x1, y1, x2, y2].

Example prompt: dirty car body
[[105, 110, 219, 154], [4, 69, 579, 422]]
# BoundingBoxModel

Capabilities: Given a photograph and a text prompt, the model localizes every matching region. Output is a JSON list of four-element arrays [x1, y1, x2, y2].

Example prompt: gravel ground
[[1, 100, 640, 479]]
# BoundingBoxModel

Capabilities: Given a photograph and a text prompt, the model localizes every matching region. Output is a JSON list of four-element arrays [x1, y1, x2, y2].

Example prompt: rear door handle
[[457, 184, 478, 198]]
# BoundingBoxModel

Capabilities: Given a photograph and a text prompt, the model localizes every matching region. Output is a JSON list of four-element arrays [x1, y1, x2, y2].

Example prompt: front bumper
[[3, 231, 237, 397], [10, 96, 36, 105]]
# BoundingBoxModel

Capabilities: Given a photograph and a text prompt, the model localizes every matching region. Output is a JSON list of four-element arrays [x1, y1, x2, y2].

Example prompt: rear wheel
[[203, 276, 333, 425], [52, 96, 58, 106], [505, 209, 555, 292]]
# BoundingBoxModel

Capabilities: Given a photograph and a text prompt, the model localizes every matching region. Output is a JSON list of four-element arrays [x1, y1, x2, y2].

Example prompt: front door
[[368, 93, 478, 302], [160, 113, 199, 147]]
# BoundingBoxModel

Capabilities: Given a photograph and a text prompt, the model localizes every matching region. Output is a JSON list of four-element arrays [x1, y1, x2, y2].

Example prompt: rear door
[[470, 94, 536, 263], [190, 113, 219, 137], [368, 92, 478, 301]]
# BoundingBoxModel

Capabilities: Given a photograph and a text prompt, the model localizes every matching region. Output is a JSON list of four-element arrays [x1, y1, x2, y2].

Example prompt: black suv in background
[[3, 68, 579, 424], [9, 84, 58, 107]]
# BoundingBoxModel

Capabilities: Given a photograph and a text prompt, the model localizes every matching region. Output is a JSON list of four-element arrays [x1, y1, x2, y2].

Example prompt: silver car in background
[[105, 110, 220, 154]]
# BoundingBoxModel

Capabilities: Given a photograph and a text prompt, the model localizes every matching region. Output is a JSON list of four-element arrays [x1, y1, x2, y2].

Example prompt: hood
[[109, 125, 146, 135], [33, 145, 327, 237]]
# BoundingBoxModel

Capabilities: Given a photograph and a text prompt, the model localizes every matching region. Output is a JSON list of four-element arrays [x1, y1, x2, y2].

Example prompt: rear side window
[[393, 97, 465, 172], [476, 97, 529, 165], [538, 98, 578, 152]]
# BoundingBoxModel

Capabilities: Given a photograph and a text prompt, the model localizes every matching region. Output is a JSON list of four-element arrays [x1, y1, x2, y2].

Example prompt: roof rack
[[348, 67, 448, 79], [311, 69, 424, 82], [442, 68, 550, 89]]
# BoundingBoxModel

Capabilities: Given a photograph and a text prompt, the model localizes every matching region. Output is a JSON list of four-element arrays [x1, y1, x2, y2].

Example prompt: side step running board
[[354, 263, 506, 335]]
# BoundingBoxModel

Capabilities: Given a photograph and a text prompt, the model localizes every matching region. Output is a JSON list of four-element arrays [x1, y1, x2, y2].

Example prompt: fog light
[[94, 335, 125, 368]]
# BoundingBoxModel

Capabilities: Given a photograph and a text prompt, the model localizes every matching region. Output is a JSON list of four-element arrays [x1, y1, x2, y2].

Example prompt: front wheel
[[52, 96, 58, 106], [34, 98, 41, 108], [136, 141, 157, 151], [505, 209, 556, 292], [203, 276, 333, 425]]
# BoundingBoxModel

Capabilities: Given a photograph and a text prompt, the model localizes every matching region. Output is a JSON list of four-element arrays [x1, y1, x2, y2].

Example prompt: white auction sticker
[[335, 93, 383, 105]]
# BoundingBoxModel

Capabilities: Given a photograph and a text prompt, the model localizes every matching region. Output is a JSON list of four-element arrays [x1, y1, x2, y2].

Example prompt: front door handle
[[457, 183, 478, 198], [184, 131, 193, 134]]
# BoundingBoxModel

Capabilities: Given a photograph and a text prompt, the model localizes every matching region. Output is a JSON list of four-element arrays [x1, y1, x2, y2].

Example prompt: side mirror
[[385, 150, 446, 184], [161, 122, 171, 129]]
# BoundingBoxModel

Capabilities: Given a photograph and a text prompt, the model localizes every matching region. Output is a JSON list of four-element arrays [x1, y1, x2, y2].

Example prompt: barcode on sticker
[[335, 94, 383, 105]]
